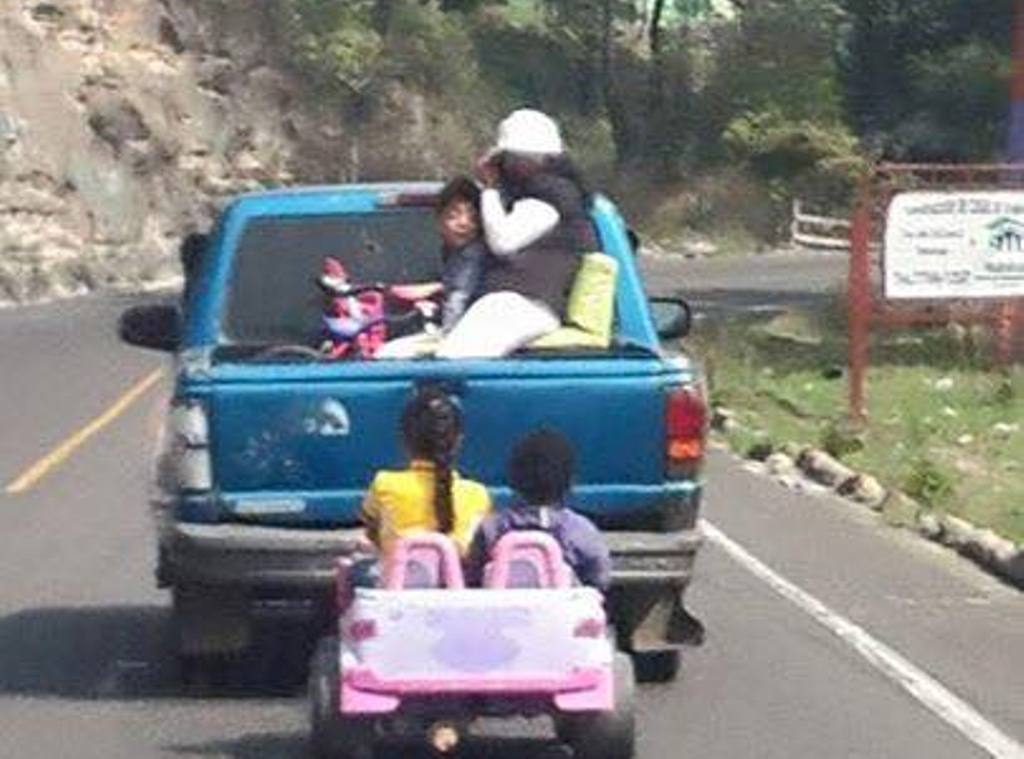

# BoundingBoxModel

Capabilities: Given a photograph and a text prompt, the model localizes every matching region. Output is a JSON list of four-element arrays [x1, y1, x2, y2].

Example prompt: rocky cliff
[[0, 1, 459, 305]]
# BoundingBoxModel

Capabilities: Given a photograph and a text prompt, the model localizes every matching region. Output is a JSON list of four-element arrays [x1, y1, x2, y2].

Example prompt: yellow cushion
[[529, 326, 610, 349], [529, 253, 618, 350]]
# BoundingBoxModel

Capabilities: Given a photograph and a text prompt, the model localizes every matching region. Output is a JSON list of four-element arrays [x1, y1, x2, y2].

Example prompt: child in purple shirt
[[466, 429, 612, 591]]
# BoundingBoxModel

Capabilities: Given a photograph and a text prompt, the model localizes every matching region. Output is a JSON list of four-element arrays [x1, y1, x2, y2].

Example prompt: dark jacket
[[481, 172, 597, 317], [441, 239, 487, 331], [465, 503, 612, 591]]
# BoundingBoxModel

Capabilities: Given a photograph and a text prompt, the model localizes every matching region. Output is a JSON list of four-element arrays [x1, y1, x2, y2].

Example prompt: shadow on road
[[0, 604, 315, 700], [0, 605, 174, 699], [164, 733, 570, 759], [164, 732, 305, 759]]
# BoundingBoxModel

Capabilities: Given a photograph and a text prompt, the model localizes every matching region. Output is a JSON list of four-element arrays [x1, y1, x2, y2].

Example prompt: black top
[[480, 173, 597, 317], [441, 239, 488, 331]]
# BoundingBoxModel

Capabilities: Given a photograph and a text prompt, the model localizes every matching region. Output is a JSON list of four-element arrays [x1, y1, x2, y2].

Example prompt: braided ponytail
[[424, 394, 459, 534], [400, 387, 462, 535]]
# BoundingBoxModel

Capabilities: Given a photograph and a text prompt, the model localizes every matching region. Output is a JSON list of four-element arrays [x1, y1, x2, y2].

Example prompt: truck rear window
[[222, 212, 442, 345]]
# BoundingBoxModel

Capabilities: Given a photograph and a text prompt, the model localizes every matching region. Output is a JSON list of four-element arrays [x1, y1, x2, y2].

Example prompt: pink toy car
[[309, 532, 635, 758]]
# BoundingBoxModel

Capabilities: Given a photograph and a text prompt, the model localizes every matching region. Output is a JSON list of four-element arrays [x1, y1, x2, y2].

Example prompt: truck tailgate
[[200, 357, 691, 524]]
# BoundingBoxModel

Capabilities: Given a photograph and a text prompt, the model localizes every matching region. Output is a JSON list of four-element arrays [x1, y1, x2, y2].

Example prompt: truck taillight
[[666, 385, 706, 476], [157, 398, 212, 493]]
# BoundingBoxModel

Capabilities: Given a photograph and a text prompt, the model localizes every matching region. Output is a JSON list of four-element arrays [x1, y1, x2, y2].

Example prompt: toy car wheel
[[309, 636, 373, 759], [557, 652, 636, 759]]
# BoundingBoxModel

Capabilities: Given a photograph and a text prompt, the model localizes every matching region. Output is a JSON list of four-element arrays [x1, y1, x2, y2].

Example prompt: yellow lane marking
[[5, 368, 164, 495]]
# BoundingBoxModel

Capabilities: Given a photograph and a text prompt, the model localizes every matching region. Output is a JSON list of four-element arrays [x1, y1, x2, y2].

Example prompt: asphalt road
[[0, 254, 1021, 758]]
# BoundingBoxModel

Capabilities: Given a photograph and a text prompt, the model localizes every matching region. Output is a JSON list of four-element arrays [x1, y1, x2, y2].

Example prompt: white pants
[[375, 330, 441, 359], [435, 292, 560, 359]]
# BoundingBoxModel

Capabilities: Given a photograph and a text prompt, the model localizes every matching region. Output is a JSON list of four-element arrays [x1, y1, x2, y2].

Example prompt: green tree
[[838, 0, 1013, 160]]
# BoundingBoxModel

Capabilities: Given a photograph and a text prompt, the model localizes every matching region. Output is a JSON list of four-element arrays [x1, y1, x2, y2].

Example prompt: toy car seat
[[382, 533, 466, 590], [483, 531, 573, 589]]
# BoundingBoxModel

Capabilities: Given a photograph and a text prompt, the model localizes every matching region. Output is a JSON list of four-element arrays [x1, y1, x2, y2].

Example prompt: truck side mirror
[[649, 296, 692, 340], [119, 303, 181, 352]]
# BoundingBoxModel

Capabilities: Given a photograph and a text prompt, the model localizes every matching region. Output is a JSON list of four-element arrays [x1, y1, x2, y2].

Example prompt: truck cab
[[130, 182, 706, 683]]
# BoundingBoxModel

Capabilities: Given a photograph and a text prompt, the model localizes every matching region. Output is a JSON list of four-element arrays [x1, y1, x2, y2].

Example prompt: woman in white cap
[[436, 109, 598, 359]]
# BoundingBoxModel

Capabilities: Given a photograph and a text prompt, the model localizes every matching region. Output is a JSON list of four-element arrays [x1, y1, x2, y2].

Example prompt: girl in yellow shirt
[[360, 387, 490, 558]]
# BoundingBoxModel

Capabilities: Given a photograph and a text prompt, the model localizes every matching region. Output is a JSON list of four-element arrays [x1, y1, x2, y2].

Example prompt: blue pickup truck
[[125, 181, 706, 683]]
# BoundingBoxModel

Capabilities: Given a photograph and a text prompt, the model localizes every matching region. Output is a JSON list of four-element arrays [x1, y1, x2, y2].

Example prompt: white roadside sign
[[884, 191, 1024, 299]]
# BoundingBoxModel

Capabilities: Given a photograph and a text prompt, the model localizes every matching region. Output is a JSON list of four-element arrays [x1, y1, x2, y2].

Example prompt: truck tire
[[172, 585, 251, 688], [557, 653, 636, 759], [631, 649, 680, 683], [309, 636, 373, 759], [608, 582, 702, 683]]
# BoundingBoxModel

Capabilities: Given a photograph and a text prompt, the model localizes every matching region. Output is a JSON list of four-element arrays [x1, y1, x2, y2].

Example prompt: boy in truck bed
[[376, 176, 488, 358]]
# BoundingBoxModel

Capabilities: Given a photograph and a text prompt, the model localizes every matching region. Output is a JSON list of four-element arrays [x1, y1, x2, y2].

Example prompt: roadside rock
[[939, 515, 977, 550], [991, 422, 1020, 438], [932, 514, 1022, 587], [683, 239, 719, 257], [916, 511, 943, 540], [971, 529, 1018, 567], [837, 473, 887, 509], [780, 441, 805, 460], [711, 406, 736, 432], [765, 452, 797, 477], [797, 448, 857, 488], [1006, 551, 1024, 586]]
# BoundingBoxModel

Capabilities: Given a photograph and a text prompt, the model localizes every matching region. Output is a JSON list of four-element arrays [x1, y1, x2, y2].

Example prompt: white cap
[[492, 109, 564, 157]]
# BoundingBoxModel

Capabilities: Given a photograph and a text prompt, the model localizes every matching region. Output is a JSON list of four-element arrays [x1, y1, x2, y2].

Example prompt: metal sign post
[[1009, 0, 1024, 161]]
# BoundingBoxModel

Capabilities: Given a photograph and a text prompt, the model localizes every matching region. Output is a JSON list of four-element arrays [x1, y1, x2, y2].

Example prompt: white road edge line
[[701, 519, 1024, 759]]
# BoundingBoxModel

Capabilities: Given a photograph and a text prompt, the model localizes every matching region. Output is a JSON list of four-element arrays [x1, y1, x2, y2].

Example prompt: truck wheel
[[177, 652, 234, 694], [558, 653, 635, 759], [172, 586, 251, 690], [309, 636, 373, 759], [631, 649, 680, 683], [609, 584, 700, 683]]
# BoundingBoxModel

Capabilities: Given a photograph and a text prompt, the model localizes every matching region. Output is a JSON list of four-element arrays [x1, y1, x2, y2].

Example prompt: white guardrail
[[791, 199, 851, 251]]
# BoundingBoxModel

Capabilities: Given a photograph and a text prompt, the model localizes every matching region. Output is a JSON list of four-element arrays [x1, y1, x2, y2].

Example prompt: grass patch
[[693, 304, 1024, 544]]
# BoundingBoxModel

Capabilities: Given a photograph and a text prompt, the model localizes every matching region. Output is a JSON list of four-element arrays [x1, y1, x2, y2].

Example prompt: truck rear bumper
[[157, 521, 703, 591], [159, 520, 706, 660]]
